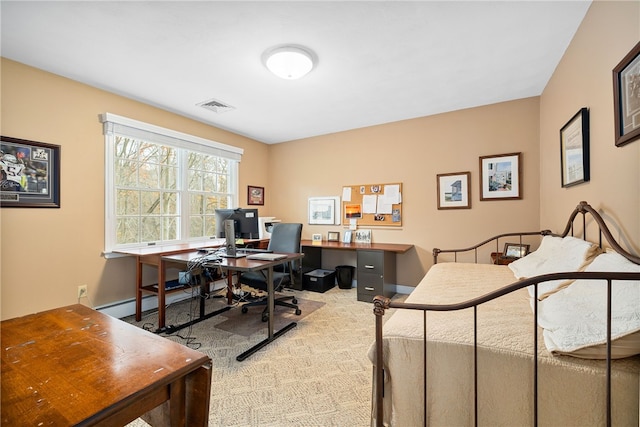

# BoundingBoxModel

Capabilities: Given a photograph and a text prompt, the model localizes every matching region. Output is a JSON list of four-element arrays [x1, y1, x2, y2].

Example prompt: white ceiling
[[1, 1, 591, 144]]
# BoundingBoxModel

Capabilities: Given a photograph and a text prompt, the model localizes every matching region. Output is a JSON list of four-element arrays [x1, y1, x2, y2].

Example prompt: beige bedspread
[[369, 263, 640, 426]]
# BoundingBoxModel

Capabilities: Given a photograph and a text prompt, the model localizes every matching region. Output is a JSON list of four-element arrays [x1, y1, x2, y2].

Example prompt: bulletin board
[[341, 183, 403, 227]]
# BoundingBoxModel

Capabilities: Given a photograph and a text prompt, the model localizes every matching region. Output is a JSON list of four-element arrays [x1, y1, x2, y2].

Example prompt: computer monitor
[[214, 208, 260, 239]]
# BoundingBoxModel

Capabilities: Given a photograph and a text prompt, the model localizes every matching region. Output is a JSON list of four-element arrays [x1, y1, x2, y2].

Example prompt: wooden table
[[1, 304, 212, 426], [163, 252, 304, 361], [115, 239, 268, 330]]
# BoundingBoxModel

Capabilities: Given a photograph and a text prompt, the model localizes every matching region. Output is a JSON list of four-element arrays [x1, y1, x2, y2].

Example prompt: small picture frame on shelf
[[503, 243, 530, 259], [342, 230, 352, 243], [354, 229, 372, 244], [311, 233, 323, 245], [327, 231, 340, 242]]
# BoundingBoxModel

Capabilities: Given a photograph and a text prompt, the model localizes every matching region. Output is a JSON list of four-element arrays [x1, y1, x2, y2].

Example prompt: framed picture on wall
[[308, 196, 341, 225], [0, 135, 61, 208], [437, 171, 471, 210], [247, 185, 264, 205], [560, 107, 590, 187], [479, 152, 522, 201], [613, 41, 640, 147]]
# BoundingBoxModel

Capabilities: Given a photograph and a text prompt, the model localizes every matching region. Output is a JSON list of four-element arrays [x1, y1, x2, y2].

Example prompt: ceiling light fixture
[[263, 45, 315, 80]]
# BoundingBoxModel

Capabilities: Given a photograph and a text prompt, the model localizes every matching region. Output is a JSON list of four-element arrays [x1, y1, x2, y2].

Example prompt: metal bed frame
[[372, 201, 640, 427]]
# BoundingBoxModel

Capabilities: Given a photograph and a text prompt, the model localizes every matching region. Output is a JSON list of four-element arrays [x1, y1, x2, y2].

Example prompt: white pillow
[[538, 250, 640, 359], [508, 235, 600, 299], [508, 236, 562, 278]]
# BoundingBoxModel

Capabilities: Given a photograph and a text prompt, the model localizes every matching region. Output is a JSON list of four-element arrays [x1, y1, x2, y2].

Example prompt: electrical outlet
[[77, 285, 88, 299]]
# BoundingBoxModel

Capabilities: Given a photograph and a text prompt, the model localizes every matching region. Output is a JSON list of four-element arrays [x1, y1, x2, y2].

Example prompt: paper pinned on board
[[362, 194, 377, 213], [383, 184, 401, 204], [377, 197, 393, 214], [342, 187, 352, 202]]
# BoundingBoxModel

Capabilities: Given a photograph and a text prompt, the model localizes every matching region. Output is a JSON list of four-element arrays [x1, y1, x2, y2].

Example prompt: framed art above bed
[[613, 40, 640, 147], [560, 108, 590, 187], [479, 152, 521, 201], [436, 171, 471, 210]]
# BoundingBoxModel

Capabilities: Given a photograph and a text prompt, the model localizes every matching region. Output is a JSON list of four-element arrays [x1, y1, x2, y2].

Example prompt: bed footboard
[[373, 201, 640, 427], [372, 272, 640, 427]]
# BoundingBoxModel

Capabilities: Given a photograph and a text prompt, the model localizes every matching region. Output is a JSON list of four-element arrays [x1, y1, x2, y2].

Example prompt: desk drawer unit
[[357, 250, 395, 302]]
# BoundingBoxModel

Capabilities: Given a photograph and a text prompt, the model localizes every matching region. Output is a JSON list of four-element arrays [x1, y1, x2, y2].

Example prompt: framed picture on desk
[[355, 229, 371, 244]]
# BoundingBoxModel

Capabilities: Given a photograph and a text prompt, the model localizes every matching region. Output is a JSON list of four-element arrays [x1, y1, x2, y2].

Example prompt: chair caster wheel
[[241, 306, 248, 314], [295, 309, 301, 316], [292, 298, 298, 304], [261, 314, 269, 322]]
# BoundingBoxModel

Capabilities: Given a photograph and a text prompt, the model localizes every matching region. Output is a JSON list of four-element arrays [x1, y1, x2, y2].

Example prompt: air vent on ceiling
[[197, 98, 235, 114]]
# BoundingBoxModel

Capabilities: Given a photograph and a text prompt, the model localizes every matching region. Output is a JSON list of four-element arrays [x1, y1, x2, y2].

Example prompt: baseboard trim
[[95, 292, 192, 319], [394, 284, 414, 295], [96, 281, 228, 319]]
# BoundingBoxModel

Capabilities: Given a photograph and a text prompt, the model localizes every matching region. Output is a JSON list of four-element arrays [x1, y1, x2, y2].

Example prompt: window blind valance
[[100, 112, 243, 162]]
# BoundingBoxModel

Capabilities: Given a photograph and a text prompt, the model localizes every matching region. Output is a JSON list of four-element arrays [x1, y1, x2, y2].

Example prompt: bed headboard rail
[[559, 201, 640, 265], [433, 230, 553, 264], [433, 201, 640, 265]]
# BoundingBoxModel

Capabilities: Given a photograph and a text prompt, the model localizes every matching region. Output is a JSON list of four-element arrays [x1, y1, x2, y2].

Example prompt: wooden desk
[[300, 240, 413, 253], [1, 304, 212, 426], [115, 239, 268, 330], [300, 240, 414, 302], [163, 252, 304, 361]]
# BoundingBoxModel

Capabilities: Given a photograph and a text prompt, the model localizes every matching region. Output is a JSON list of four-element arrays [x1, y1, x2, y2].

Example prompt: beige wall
[[268, 98, 541, 286], [1, 1, 638, 320], [539, 0, 639, 252], [0, 59, 270, 319]]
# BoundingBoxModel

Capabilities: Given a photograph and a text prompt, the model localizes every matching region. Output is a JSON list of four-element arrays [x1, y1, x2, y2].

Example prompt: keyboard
[[239, 248, 272, 254], [246, 253, 287, 261]]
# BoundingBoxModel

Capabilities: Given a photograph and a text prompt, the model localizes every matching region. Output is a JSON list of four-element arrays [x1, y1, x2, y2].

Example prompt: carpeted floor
[[215, 297, 325, 336], [123, 285, 403, 426]]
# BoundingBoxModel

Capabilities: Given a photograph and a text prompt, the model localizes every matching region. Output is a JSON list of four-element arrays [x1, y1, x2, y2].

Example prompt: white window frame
[[100, 113, 243, 255]]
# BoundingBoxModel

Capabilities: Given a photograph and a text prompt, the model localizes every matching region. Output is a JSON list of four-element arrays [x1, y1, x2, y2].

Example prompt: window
[[101, 113, 243, 253]]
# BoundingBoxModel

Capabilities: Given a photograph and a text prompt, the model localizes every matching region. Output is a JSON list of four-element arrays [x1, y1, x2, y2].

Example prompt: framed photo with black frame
[[560, 107, 590, 188], [503, 242, 530, 259], [613, 41, 640, 147], [0, 136, 61, 208]]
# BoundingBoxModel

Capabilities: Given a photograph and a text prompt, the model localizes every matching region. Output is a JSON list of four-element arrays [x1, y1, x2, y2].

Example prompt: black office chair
[[239, 223, 303, 321]]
